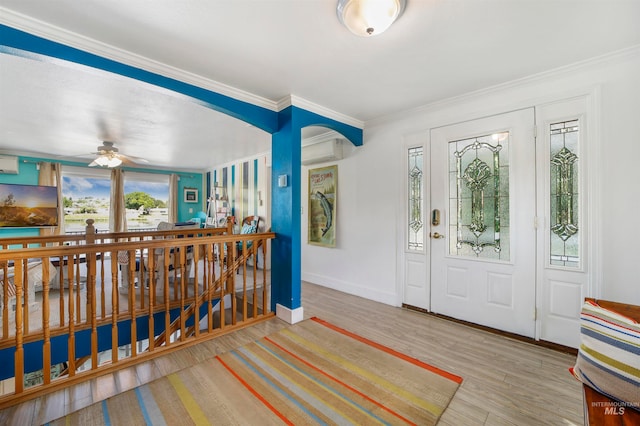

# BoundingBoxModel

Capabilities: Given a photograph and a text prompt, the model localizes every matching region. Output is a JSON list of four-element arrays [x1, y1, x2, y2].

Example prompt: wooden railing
[[0, 219, 274, 408]]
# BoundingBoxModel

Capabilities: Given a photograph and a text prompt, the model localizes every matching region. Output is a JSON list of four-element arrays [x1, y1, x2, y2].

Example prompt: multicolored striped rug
[[49, 317, 462, 425]]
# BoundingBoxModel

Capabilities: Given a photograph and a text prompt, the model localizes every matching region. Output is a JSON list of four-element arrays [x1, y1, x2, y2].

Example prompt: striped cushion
[[570, 301, 640, 407]]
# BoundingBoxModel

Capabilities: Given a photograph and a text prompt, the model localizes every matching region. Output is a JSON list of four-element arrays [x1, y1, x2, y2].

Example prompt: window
[[62, 167, 111, 233], [124, 172, 169, 231], [62, 167, 170, 233]]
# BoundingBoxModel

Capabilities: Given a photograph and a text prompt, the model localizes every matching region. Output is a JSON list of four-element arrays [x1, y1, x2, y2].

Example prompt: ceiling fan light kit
[[337, 0, 406, 36], [87, 141, 148, 168], [90, 154, 122, 168]]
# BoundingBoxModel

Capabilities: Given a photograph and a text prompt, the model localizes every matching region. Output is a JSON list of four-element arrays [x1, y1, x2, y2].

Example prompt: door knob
[[430, 232, 445, 239]]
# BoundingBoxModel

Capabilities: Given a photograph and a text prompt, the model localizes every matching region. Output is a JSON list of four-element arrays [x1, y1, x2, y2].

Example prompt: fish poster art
[[308, 165, 337, 247]]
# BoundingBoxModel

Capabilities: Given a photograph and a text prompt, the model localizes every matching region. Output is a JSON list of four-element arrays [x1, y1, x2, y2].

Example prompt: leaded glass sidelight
[[408, 147, 424, 250], [550, 120, 580, 267], [449, 133, 510, 260]]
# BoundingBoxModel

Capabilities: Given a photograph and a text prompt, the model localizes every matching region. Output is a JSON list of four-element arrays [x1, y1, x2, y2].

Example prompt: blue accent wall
[[176, 174, 204, 222]]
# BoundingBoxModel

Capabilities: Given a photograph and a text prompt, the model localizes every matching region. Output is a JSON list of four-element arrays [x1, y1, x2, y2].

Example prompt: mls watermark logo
[[592, 401, 639, 415]]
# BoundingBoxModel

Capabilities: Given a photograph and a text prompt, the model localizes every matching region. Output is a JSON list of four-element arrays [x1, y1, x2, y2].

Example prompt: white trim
[[586, 87, 602, 298], [302, 273, 399, 307], [278, 95, 364, 129], [369, 45, 640, 128], [0, 7, 278, 112], [276, 303, 304, 324]]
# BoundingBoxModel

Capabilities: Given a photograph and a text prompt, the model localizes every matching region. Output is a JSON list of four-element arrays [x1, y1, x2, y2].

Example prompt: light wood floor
[[0, 282, 583, 425]]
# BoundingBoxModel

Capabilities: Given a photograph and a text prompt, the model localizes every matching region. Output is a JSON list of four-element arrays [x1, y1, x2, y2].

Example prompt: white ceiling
[[1, 0, 639, 170]]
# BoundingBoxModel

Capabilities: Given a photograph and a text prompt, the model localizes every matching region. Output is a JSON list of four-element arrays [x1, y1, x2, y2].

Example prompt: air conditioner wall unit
[[0, 155, 19, 174], [301, 139, 343, 166]]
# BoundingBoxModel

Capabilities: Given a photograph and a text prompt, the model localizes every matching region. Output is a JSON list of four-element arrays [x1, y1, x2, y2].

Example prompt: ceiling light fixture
[[92, 154, 122, 168], [337, 0, 406, 37]]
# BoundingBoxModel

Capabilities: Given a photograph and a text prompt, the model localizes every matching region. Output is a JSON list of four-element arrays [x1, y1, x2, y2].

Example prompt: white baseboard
[[276, 303, 304, 324], [302, 272, 398, 306]]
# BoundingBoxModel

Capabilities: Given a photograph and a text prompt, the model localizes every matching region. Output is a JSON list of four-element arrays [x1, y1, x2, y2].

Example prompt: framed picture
[[308, 165, 337, 247], [184, 188, 198, 203]]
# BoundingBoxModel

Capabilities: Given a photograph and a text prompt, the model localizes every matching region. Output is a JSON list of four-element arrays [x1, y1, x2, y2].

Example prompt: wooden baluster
[[100, 250, 106, 319], [147, 251, 155, 352], [130, 250, 137, 359], [252, 242, 258, 319], [110, 250, 119, 364], [219, 244, 227, 330], [22, 258, 29, 334], [85, 221, 98, 369], [241, 241, 247, 322], [230, 242, 237, 326], [1, 259, 8, 339], [67, 254, 76, 377], [14, 259, 24, 394], [192, 244, 200, 339], [42, 256, 51, 385], [127, 249, 135, 315], [262, 239, 268, 316], [75, 254, 83, 325], [90, 259, 98, 370], [172, 247, 179, 301], [57, 258, 65, 328], [139, 248, 145, 311], [206, 243, 214, 333], [179, 247, 186, 342], [163, 248, 170, 346]]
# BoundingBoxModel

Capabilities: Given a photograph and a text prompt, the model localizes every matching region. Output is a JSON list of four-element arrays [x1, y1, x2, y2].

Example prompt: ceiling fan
[[88, 141, 149, 168]]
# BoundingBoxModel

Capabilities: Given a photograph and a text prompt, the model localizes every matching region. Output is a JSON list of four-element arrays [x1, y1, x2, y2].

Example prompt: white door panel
[[402, 137, 430, 310], [430, 109, 536, 338], [536, 97, 590, 348]]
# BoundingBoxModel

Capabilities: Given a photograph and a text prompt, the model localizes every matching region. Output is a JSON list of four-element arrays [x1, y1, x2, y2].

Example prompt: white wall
[[302, 46, 640, 307]]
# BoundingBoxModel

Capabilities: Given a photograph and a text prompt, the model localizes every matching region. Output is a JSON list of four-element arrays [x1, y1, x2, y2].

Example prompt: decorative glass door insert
[[408, 146, 424, 251], [448, 132, 510, 260], [550, 119, 579, 267]]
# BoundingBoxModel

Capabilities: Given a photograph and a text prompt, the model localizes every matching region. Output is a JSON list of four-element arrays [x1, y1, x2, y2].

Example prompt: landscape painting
[[0, 183, 59, 227], [308, 165, 337, 247]]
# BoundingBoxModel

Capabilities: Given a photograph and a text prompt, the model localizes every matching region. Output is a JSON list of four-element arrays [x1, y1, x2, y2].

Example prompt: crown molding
[[278, 95, 364, 129], [370, 44, 640, 127], [0, 7, 279, 112]]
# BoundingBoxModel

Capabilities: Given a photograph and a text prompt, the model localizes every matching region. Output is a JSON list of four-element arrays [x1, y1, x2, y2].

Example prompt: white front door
[[430, 109, 537, 337]]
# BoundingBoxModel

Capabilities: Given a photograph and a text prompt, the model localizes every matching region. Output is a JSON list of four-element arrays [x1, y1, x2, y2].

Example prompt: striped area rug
[[49, 317, 462, 425]]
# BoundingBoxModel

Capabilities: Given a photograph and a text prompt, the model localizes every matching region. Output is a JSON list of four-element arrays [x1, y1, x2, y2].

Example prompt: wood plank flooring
[[0, 281, 584, 425]]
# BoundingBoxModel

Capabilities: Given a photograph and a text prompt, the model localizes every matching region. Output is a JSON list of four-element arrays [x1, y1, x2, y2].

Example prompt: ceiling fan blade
[[119, 153, 149, 164]]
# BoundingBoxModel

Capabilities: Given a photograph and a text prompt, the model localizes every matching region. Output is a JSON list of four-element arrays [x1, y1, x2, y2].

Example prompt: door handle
[[430, 232, 445, 239]]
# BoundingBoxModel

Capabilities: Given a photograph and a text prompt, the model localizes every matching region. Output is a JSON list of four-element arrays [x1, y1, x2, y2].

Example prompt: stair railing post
[[84, 219, 98, 368]]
